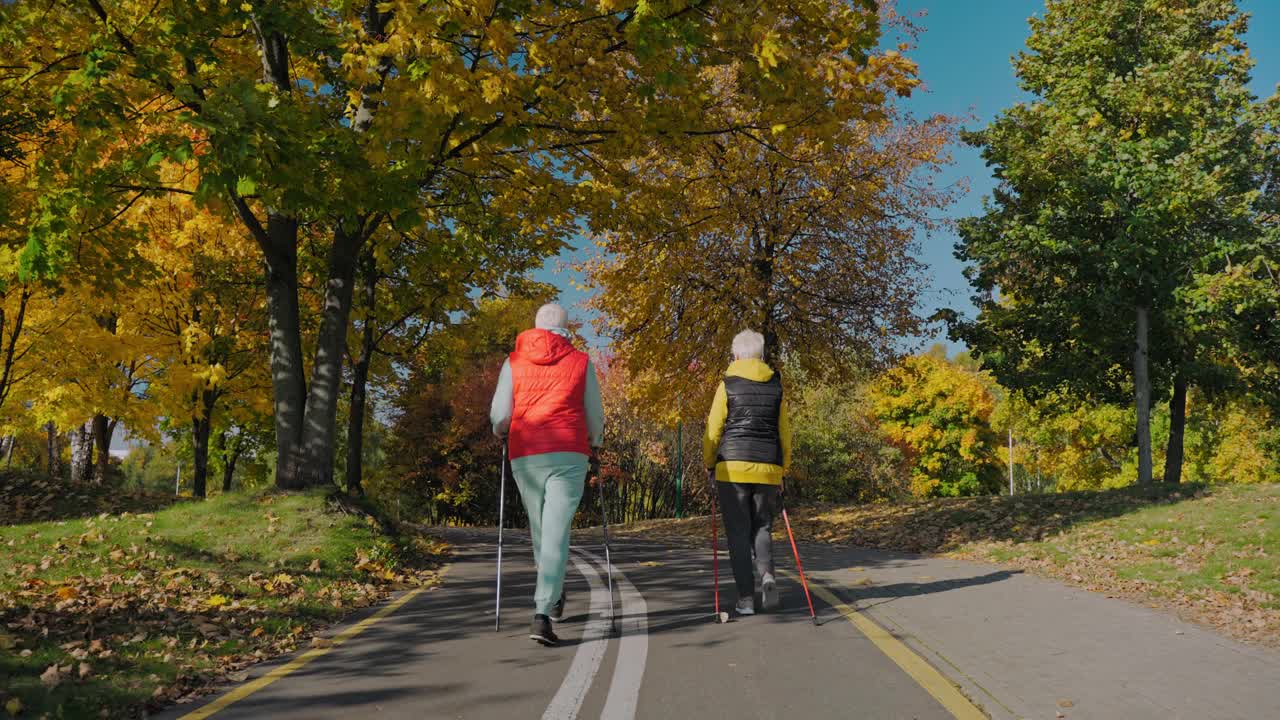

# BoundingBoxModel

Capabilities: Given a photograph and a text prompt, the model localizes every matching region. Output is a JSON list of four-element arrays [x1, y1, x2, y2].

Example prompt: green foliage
[[950, 0, 1268, 444], [374, 293, 555, 525], [119, 443, 180, 494], [788, 380, 911, 503]]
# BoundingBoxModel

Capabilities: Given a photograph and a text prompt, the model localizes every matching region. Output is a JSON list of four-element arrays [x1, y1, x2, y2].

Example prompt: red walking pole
[[781, 504, 817, 625]]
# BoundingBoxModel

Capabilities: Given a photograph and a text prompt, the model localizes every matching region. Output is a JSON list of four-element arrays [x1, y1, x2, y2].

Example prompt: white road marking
[[574, 547, 650, 720], [543, 553, 611, 720]]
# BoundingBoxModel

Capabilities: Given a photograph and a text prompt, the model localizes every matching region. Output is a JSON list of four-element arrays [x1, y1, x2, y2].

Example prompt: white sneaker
[[735, 597, 756, 616], [761, 575, 780, 611]]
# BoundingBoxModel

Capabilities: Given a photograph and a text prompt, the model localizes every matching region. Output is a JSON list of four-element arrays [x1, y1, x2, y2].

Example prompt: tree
[[994, 389, 1136, 492], [585, 43, 957, 414], [129, 188, 272, 498], [952, 0, 1263, 485], [342, 222, 548, 496], [788, 376, 912, 503], [10, 0, 921, 492], [870, 351, 1003, 498], [381, 293, 556, 525]]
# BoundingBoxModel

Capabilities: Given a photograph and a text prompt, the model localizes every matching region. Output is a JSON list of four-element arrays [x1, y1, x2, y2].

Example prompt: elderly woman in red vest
[[703, 329, 792, 616], [490, 303, 604, 646]]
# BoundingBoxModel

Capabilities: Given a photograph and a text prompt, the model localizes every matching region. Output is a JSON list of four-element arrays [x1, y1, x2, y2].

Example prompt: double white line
[[542, 548, 649, 720]]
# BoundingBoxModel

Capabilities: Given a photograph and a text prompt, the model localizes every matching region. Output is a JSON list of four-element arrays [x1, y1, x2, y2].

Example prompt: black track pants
[[717, 481, 779, 600]]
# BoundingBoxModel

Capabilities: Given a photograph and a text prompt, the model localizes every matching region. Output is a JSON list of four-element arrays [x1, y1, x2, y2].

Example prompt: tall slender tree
[[952, 0, 1263, 484]]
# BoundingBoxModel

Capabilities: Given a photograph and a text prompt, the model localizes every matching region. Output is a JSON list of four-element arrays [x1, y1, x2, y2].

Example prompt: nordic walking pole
[[495, 443, 508, 632], [713, 495, 721, 619], [594, 455, 616, 633], [711, 478, 727, 623], [780, 496, 817, 625]]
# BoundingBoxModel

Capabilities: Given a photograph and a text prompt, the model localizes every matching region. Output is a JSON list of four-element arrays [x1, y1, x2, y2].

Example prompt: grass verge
[[0, 475, 446, 719]]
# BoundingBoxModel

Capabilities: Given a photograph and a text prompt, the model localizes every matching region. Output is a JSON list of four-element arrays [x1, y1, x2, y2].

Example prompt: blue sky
[[536, 0, 1280, 352]]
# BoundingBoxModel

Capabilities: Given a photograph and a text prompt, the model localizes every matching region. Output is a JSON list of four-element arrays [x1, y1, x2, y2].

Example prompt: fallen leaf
[[1058, 699, 1074, 708], [308, 559, 321, 572], [79, 662, 92, 679], [54, 586, 80, 601], [206, 594, 229, 609], [226, 671, 249, 683], [40, 664, 61, 688], [5, 697, 22, 716], [311, 637, 333, 649], [639, 561, 664, 567]]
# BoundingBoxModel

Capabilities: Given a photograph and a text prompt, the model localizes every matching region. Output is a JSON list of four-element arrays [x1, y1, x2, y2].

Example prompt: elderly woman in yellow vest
[[703, 329, 792, 616]]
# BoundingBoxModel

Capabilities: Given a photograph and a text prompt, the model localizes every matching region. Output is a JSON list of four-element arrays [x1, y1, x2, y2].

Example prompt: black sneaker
[[530, 614, 559, 646], [550, 591, 566, 622]]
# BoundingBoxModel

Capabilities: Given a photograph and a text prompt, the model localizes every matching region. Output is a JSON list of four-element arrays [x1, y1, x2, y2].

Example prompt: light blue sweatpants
[[511, 451, 587, 616]]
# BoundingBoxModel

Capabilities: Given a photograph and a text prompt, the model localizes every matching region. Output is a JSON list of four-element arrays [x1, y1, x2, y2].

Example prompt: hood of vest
[[513, 328, 577, 366], [725, 358, 775, 382]]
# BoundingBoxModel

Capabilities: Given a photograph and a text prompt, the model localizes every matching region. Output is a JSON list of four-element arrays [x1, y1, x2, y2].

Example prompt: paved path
[[166, 531, 1280, 720]]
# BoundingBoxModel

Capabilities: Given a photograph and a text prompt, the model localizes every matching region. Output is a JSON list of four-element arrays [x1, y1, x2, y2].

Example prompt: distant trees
[[952, 0, 1275, 486]]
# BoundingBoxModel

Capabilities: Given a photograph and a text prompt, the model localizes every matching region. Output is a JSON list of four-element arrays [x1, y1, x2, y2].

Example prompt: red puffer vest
[[508, 329, 591, 460]]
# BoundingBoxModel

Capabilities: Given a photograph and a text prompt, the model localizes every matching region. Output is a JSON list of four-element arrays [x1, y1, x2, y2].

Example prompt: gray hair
[[534, 303, 568, 330], [731, 329, 765, 360]]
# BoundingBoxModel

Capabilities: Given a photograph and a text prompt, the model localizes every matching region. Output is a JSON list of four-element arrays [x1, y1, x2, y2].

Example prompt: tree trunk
[[4, 436, 14, 468], [91, 414, 112, 485], [221, 432, 243, 493], [1163, 373, 1188, 484], [46, 422, 62, 478], [191, 390, 217, 498], [1134, 305, 1153, 485], [297, 224, 364, 487], [69, 422, 93, 484], [345, 252, 377, 497], [262, 215, 308, 490]]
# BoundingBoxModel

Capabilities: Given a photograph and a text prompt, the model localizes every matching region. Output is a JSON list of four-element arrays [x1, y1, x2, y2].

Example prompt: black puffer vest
[[716, 374, 784, 466]]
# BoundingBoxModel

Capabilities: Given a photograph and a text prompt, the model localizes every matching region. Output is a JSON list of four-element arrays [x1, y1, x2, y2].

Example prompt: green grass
[[964, 483, 1280, 645], [1, 481, 444, 719]]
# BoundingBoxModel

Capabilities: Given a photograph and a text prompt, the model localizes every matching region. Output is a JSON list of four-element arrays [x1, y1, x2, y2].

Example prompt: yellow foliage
[[1209, 405, 1279, 484], [870, 354, 1002, 498]]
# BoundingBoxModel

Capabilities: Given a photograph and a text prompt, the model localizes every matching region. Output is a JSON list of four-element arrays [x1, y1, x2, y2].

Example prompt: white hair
[[534, 303, 568, 330], [732, 329, 765, 360]]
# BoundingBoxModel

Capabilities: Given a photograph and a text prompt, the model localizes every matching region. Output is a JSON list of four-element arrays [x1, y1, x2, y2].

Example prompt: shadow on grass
[[563, 482, 1209, 556], [784, 482, 1210, 554], [0, 470, 179, 527]]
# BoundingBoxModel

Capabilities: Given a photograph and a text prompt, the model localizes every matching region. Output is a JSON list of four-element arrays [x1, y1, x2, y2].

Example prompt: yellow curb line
[[181, 567, 450, 719], [780, 571, 987, 720]]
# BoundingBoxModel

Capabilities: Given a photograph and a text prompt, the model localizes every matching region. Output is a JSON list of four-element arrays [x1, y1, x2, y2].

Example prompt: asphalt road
[[167, 533, 964, 720]]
